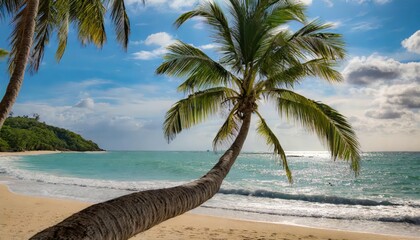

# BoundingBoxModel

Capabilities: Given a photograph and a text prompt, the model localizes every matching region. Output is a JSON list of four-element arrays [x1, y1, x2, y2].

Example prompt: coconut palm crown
[[158, 0, 360, 181]]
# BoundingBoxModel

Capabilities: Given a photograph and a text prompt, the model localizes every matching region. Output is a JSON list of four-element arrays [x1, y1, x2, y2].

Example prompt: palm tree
[[0, 0, 132, 128], [31, 0, 360, 239]]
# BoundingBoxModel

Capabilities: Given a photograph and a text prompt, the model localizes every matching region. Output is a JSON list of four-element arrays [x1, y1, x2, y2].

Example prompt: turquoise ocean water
[[0, 151, 419, 237]]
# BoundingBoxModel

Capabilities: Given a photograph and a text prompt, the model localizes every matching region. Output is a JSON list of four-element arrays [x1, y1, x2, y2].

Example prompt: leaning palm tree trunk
[[30, 113, 252, 239], [0, 0, 39, 128]]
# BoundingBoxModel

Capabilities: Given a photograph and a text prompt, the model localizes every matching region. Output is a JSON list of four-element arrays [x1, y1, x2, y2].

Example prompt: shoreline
[[0, 150, 62, 157], [1, 184, 416, 240], [0, 150, 107, 157]]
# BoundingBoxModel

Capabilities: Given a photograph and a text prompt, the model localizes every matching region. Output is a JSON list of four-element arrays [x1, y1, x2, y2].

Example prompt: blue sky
[[1, 0, 419, 151]]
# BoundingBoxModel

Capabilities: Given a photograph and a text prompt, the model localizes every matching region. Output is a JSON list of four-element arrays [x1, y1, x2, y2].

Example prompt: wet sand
[[1, 184, 415, 240]]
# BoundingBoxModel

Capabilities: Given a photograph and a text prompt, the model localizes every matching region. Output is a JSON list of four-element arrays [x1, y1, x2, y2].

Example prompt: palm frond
[[228, 0, 266, 66], [271, 89, 360, 174], [7, 1, 28, 74], [55, 0, 69, 61], [29, 0, 55, 73], [264, 0, 306, 27], [257, 31, 304, 77], [212, 104, 240, 150], [260, 58, 342, 90], [156, 41, 240, 92], [72, 0, 106, 47], [290, 19, 346, 60], [175, 0, 240, 73], [0, 0, 23, 19], [164, 87, 235, 142], [108, 0, 130, 50], [255, 111, 292, 182]]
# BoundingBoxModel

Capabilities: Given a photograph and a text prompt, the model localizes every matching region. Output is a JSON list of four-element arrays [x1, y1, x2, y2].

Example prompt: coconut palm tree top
[[157, 0, 360, 182]]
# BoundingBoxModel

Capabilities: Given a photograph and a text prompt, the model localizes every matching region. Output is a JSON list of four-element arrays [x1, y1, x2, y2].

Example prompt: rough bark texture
[[30, 112, 252, 240], [0, 0, 39, 128]]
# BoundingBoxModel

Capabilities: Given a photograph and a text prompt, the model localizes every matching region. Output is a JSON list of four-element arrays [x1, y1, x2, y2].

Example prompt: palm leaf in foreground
[[272, 89, 360, 173], [164, 87, 236, 142], [256, 111, 292, 182]]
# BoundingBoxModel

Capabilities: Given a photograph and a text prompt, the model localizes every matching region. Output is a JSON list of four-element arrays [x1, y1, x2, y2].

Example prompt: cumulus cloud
[[348, 115, 417, 136], [365, 108, 404, 119], [402, 30, 420, 54], [144, 32, 175, 47], [343, 54, 420, 131], [359, 83, 420, 120], [132, 32, 175, 60], [343, 55, 420, 85], [384, 84, 420, 109], [75, 98, 95, 109]]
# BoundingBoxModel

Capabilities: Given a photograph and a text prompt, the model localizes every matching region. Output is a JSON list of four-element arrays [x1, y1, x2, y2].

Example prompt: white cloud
[[323, 0, 333, 7], [339, 54, 420, 146], [131, 32, 175, 60], [348, 0, 391, 4], [126, 0, 199, 11], [365, 108, 404, 119], [402, 30, 420, 54], [382, 83, 420, 109], [132, 47, 168, 60], [12, 82, 177, 150], [297, 0, 312, 5], [199, 43, 218, 50], [75, 98, 95, 109], [132, 51, 157, 60], [351, 21, 380, 32], [144, 32, 175, 47], [192, 17, 206, 30], [343, 54, 420, 85], [130, 40, 143, 45], [326, 21, 342, 29], [373, 0, 391, 4], [168, 0, 198, 10]]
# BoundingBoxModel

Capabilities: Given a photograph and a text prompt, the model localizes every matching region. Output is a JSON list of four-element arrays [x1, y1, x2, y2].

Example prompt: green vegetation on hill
[[0, 116, 103, 152]]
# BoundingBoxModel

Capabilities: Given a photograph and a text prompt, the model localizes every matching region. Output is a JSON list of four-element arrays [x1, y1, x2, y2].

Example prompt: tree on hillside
[[0, 0, 134, 128], [31, 1, 360, 239], [32, 113, 40, 121]]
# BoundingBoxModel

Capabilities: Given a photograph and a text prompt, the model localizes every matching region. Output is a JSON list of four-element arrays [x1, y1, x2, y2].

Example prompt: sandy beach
[[0, 184, 416, 240]]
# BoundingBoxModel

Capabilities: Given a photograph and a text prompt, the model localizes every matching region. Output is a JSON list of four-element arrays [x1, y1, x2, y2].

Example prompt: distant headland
[[0, 115, 103, 152]]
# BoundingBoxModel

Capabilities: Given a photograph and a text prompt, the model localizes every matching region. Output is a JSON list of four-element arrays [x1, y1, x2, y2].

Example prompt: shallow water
[[1, 151, 419, 237]]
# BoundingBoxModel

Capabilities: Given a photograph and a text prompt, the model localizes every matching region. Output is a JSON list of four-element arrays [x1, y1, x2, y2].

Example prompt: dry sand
[[0, 184, 416, 240]]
